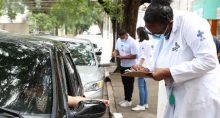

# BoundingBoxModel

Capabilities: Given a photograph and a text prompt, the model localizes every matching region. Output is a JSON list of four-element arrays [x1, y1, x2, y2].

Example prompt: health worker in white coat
[[132, 0, 220, 118]]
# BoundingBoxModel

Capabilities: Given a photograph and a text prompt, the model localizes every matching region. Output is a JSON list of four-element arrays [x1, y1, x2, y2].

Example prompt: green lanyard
[[169, 87, 175, 105]]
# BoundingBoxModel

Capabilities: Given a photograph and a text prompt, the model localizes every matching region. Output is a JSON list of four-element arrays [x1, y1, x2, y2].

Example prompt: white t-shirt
[[115, 35, 138, 67], [137, 40, 152, 67]]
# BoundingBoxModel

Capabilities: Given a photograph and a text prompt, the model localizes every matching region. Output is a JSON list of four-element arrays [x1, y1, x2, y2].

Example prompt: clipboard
[[122, 71, 153, 78]]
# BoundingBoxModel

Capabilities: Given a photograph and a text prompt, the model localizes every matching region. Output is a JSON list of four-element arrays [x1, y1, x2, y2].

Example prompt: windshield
[[63, 41, 96, 66], [0, 41, 52, 114]]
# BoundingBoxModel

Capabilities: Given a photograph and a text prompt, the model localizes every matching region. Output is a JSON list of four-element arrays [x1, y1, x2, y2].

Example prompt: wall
[[0, 23, 29, 34], [101, 13, 113, 63], [171, 0, 195, 11]]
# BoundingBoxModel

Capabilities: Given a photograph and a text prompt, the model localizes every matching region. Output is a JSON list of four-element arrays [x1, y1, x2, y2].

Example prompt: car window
[[62, 53, 84, 97], [63, 41, 96, 66], [0, 42, 52, 114]]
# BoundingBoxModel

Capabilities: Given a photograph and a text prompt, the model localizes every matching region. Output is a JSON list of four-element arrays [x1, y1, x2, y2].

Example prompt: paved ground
[[109, 73, 159, 118]]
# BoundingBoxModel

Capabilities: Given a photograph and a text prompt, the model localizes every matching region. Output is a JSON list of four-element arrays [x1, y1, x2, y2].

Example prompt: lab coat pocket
[[184, 80, 209, 105]]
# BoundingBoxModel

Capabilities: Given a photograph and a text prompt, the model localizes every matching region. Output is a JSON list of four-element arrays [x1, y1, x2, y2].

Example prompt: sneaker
[[132, 105, 145, 111], [145, 104, 149, 109], [120, 101, 132, 107], [118, 100, 126, 105]]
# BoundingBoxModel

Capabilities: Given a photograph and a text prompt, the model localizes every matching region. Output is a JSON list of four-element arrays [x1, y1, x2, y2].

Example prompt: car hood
[[76, 66, 103, 85]]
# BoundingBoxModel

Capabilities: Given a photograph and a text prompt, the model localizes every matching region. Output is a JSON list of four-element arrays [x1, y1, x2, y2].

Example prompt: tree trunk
[[55, 26, 58, 36], [97, 20, 103, 36], [120, 0, 141, 39]]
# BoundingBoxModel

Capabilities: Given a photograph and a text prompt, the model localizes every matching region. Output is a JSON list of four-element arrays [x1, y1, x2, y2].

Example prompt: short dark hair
[[144, 0, 173, 25], [118, 29, 127, 36], [137, 27, 149, 42]]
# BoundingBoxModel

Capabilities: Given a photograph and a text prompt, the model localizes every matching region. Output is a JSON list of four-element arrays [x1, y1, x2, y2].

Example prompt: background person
[[112, 29, 138, 107], [213, 36, 220, 62], [132, 27, 152, 111]]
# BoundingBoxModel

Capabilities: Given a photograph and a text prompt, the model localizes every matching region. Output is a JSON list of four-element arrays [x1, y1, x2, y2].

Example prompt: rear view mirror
[[69, 100, 106, 118]]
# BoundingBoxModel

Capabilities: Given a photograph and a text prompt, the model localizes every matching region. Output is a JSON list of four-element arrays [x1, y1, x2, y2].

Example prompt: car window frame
[[51, 47, 69, 118], [49, 48, 57, 118], [62, 52, 84, 97], [56, 48, 70, 117]]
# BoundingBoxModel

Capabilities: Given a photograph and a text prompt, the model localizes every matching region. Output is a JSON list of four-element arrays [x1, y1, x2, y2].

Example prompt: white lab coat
[[150, 11, 220, 118]]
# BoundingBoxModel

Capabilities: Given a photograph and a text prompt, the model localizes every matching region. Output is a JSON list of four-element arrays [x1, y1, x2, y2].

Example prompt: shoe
[[132, 105, 145, 111], [120, 101, 132, 107], [118, 100, 126, 105], [145, 104, 149, 109]]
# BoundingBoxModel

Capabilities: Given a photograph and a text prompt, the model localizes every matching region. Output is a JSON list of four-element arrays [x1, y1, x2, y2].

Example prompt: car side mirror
[[69, 100, 106, 118], [95, 51, 102, 56]]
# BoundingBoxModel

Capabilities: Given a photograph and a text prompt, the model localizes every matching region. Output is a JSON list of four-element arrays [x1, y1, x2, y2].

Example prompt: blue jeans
[[138, 78, 148, 106]]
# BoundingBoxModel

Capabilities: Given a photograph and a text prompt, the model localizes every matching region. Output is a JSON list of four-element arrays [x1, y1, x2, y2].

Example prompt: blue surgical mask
[[152, 34, 166, 40], [121, 39, 126, 42], [151, 23, 170, 40]]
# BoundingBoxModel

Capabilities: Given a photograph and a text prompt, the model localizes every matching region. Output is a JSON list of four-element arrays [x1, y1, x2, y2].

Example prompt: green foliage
[[0, 0, 3, 15], [101, 0, 124, 22], [1, 0, 25, 21], [0, 0, 122, 34], [29, 13, 57, 32], [50, 0, 104, 32]]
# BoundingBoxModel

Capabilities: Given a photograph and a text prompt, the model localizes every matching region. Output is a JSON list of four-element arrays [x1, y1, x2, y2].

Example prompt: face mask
[[152, 23, 170, 40], [121, 36, 127, 42], [152, 34, 166, 40], [121, 39, 126, 42]]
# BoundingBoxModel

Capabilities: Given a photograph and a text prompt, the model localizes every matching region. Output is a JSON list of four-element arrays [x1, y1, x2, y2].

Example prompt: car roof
[[0, 32, 64, 50], [41, 36, 93, 45]]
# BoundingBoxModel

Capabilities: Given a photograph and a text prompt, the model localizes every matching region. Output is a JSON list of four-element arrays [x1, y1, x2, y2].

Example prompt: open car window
[[62, 53, 84, 97]]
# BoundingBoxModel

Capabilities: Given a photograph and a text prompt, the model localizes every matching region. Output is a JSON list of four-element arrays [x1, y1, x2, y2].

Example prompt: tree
[[50, 0, 104, 35], [0, 0, 3, 15], [0, 0, 104, 35], [0, 0, 25, 22], [98, 0, 151, 38], [29, 13, 57, 33]]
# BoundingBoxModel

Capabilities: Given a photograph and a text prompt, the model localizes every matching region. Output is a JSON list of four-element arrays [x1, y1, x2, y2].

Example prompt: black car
[[0, 32, 106, 118]]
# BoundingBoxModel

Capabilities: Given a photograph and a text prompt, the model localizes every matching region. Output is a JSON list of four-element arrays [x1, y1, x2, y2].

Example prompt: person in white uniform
[[132, 27, 152, 111], [112, 29, 138, 107], [132, 0, 220, 118]]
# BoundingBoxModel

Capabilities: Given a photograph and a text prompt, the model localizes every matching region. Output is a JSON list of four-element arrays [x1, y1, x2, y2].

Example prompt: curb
[[106, 75, 123, 118], [106, 81, 117, 114]]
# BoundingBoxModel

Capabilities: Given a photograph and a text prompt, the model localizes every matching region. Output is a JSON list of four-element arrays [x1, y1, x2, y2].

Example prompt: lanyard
[[169, 87, 175, 105]]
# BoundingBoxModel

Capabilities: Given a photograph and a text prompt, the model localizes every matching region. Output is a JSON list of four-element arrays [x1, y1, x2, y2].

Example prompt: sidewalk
[[110, 73, 159, 118]]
